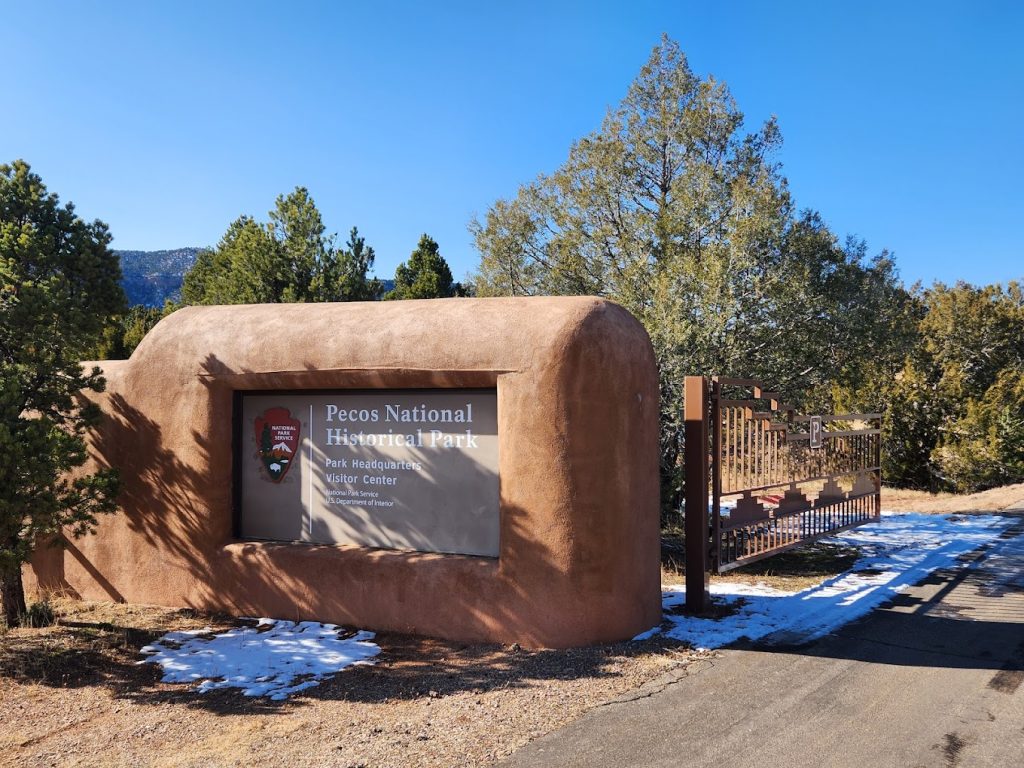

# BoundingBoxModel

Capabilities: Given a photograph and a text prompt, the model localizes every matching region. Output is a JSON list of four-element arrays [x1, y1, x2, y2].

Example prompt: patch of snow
[[139, 619, 380, 700], [631, 625, 662, 642], [272, 442, 293, 453], [652, 513, 1013, 651]]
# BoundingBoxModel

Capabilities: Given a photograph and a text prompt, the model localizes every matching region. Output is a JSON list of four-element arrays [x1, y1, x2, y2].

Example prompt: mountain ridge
[[116, 248, 395, 307], [116, 247, 202, 307]]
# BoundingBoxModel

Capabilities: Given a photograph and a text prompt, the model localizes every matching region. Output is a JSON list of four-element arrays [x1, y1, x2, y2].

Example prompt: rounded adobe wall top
[[126, 296, 654, 380]]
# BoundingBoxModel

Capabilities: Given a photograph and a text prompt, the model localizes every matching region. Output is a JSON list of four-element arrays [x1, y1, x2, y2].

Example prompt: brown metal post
[[874, 416, 883, 518], [710, 377, 722, 573], [684, 376, 711, 613]]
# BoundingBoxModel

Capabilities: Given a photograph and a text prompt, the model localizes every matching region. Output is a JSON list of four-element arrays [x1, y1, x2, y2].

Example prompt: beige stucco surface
[[27, 296, 661, 647]]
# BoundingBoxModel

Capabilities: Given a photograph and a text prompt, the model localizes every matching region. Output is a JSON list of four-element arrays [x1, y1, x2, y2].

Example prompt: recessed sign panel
[[238, 390, 499, 557]]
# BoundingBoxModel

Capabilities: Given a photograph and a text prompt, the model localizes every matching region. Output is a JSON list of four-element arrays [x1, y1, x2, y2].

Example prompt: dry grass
[[662, 539, 861, 592], [712, 541, 862, 591], [881, 482, 1024, 514]]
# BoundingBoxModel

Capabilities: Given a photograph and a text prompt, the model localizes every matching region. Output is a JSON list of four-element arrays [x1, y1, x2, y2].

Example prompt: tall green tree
[[0, 160, 124, 626], [181, 187, 382, 305], [334, 227, 385, 302], [471, 37, 910, 514], [849, 280, 1024, 492], [386, 234, 461, 300]]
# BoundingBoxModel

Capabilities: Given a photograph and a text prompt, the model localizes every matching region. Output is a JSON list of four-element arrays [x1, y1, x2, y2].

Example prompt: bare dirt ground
[[0, 600, 698, 768], [3, 483, 1022, 768]]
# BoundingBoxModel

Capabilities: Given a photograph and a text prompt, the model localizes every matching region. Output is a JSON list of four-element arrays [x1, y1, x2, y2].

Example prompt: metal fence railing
[[683, 376, 881, 612]]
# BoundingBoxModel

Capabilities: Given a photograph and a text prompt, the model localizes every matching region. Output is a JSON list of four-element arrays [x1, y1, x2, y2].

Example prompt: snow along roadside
[[635, 512, 1014, 650]]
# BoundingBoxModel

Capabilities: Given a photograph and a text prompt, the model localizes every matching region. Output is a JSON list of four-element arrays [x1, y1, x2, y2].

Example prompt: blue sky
[[2, 1, 1021, 287]]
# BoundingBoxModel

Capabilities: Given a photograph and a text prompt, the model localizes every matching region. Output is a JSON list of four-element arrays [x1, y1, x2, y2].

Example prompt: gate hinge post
[[684, 376, 711, 613]]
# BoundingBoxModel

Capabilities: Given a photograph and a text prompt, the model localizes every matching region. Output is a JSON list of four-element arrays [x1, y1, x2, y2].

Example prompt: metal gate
[[683, 377, 881, 612]]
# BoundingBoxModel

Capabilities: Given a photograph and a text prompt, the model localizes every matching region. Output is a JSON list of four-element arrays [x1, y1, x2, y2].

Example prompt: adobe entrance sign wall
[[239, 390, 499, 556], [27, 297, 661, 648]]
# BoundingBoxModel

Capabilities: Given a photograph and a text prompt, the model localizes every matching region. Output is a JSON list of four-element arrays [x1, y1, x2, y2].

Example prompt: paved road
[[502, 516, 1024, 768]]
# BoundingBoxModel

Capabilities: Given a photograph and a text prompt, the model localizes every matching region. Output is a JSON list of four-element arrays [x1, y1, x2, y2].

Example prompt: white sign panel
[[238, 390, 500, 557]]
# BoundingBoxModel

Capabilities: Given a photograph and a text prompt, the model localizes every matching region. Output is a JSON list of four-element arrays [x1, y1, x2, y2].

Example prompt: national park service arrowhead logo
[[254, 407, 301, 483]]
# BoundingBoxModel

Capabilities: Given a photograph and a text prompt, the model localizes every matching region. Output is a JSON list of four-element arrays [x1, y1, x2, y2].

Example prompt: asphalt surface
[[501, 514, 1024, 768]]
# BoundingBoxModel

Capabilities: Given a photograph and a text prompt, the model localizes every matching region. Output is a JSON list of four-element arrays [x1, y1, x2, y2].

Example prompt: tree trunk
[[1, 561, 27, 628]]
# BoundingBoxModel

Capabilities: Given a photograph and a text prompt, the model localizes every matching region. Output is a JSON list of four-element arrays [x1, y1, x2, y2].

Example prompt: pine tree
[[0, 160, 124, 626], [855, 280, 1024, 491], [386, 234, 460, 300], [181, 188, 383, 305], [470, 37, 911, 514]]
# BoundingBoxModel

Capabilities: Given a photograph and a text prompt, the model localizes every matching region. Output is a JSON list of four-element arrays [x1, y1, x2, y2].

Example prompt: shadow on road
[[753, 527, 1024, 679]]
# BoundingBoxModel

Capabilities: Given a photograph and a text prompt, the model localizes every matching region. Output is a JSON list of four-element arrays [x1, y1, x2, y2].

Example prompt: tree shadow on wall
[[31, 380, 306, 626]]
